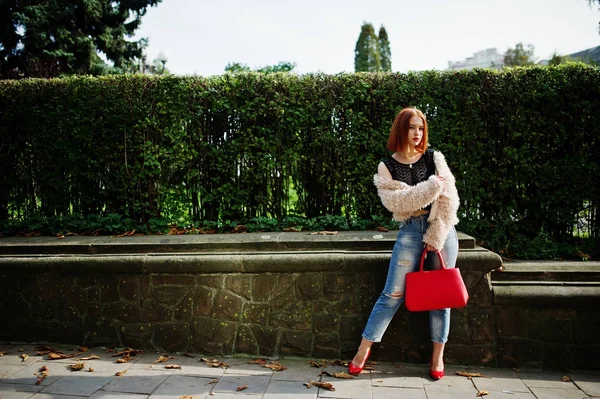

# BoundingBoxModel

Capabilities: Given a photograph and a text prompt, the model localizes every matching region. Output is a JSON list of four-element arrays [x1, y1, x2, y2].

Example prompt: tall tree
[[378, 26, 391, 72], [354, 23, 381, 72], [504, 43, 536, 66], [0, 0, 162, 78]]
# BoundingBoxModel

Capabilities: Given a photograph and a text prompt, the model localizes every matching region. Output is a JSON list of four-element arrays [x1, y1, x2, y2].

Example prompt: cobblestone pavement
[[1, 344, 599, 399]]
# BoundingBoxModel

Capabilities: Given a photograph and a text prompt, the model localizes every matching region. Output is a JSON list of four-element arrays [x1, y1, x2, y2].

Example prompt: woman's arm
[[374, 171, 445, 215]]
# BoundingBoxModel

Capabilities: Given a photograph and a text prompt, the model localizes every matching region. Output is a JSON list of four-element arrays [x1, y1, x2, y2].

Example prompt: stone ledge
[[0, 230, 476, 255], [0, 246, 500, 274], [493, 285, 600, 307]]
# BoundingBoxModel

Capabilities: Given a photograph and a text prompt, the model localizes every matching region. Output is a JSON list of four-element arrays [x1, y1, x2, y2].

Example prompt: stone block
[[140, 300, 173, 321], [447, 307, 471, 344], [270, 301, 312, 330], [468, 309, 495, 344], [499, 337, 543, 368], [339, 315, 366, 343], [151, 286, 190, 306], [573, 318, 600, 344], [542, 343, 572, 370], [280, 331, 313, 356], [192, 286, 215, 317], [119, 276, 140, 301], [84, 317, 119, 347], [191, 317, 236, 355], [235, 325, 258, 354], [529, 317, 572, 343], [96, 275, 121, 302], [313, 313, 339, 335], [313, 333, 340, 359], [445, 344, 495, 366], [270, 275, 295, 309], [119, 323, 153, 349], [174, 296, 194, 321], [212, 291, 243, 322], [242, 303, 269, 325], [323, 274, 355, 301], [496, 307, 529, 337], [105, 302, 141, 322], [251, 325, 278, 356], [154, 322, 191, 352], [571, 345, 600, 370], [152, 274, 195, 286], [225, 275, 252, 300], [198, 275, 225, 289], [295, 273, 323, 300], [252, 274, 278, 302]]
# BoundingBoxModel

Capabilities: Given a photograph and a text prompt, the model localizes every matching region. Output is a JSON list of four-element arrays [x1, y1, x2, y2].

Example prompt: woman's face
[[407, 115, 424, 150]]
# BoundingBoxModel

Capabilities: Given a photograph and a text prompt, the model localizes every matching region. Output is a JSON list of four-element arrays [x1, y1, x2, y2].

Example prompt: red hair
[[386, 107, 428, 153]]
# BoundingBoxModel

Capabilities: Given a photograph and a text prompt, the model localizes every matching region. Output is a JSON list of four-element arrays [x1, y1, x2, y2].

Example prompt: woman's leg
[[427, 226, 459, 371], [352, 220, 423, 366]]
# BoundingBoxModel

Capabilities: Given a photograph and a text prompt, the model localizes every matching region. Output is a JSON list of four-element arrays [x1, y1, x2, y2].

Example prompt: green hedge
[[1, 65, 599, 258]]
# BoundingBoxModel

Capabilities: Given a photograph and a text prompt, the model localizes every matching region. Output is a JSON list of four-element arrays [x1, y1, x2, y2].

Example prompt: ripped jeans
[[362, 214, 459, 344]]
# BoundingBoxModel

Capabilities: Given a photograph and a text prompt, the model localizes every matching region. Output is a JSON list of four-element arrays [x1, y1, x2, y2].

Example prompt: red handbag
[[405, 249, 469, 312]]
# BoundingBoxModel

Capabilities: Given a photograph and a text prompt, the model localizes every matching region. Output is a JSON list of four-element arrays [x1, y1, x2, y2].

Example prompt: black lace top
[[382, 150, 435, 186]]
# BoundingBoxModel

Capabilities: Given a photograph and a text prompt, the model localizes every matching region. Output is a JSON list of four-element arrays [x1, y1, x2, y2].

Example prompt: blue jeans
[[362, 214, 459, 344]]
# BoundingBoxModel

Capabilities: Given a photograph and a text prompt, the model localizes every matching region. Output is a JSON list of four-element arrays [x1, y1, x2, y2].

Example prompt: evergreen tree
[[354, 23, 381, 72], [0, 0, 162, 78], [378, 26, 392, 72], [504, 43, 536, 66]]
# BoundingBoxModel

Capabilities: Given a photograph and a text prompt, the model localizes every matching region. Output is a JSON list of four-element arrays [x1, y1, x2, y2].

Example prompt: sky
[[133, 0, 600, 76]]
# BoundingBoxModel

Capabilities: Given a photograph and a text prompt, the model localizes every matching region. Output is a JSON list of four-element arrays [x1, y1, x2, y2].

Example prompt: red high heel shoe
[[429, 368, 444, 380], [348, 349, 371, 375]]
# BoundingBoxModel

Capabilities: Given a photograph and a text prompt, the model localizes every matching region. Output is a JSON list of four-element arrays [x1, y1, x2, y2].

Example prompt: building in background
[[448, 48, 504, 70]]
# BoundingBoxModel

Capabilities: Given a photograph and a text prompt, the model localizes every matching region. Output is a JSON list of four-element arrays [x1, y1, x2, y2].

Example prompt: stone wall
[[1, 232, 598, 370]]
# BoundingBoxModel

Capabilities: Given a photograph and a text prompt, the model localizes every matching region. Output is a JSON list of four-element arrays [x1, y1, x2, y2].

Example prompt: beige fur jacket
[[373, 151, 459, 251]]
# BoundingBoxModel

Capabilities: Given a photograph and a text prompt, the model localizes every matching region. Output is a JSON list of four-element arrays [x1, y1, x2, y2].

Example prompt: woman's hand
[[425, 243, 438, 252]]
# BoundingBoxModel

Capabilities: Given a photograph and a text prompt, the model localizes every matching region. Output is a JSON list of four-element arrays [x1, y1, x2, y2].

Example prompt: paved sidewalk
[[1, 344, 599, 399]]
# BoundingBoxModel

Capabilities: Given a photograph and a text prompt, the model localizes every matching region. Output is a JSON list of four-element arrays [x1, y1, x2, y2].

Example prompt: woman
[[348, 107, 459, 380]]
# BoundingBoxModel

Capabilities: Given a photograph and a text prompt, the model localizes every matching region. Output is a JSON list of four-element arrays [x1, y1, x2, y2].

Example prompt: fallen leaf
[[562, 375, 572, 382], [264, 362, 287, 372], [201, 358, 228, 368], [70, 363, 85, 371], [79, 355, 100, 360], [477, 389, 489, 396], [332, 372, 354, 379], [34, 366, 48, 385], [117, 358, 129, 363], [88, 367, 94, 372], [112, 348, 142, 357], [57, 234, 65, 239], [232, 225, 247, 233], [209, 393, 214, 396], [115, 370, 127, 377], [319, 370, 332, 377], [47, 352, 81, 360], [236, 385, 248, 391], [283, 227, 301, 232], [0, 351, 9, 356], [327, 359, 348, 367], [248, 358, 267, 365], [79, 347, 89, 352], [207, 379, 218, 385], [306, 380, 335, 391], [165, 364, 182, 369], [178, 396, 199, 399], [183, 353, 195, 358], [21, 354, 29, 362], [154, 355, 173, 363], [377, 226, 389, 232], [307, 360, 324, 368], [456, 371, 486, 378], [310, 231, 339, 235]]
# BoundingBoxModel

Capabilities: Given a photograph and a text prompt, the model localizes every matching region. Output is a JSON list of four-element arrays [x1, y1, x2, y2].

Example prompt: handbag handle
[[418, 249, 447, 272]]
